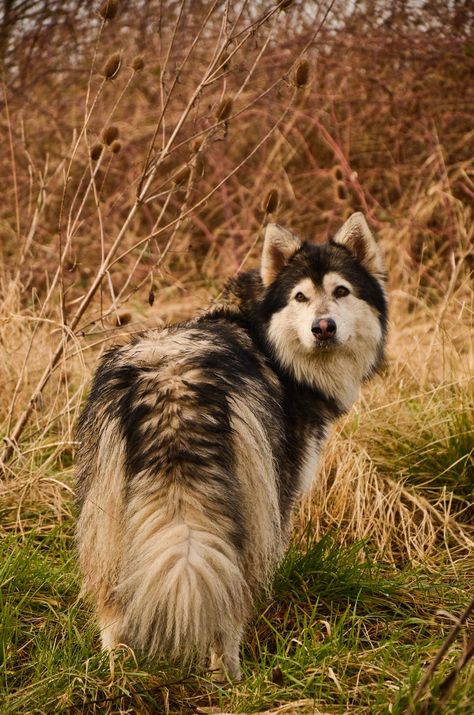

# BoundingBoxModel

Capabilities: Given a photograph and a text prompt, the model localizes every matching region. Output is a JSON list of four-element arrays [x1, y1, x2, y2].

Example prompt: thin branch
[[405, 594, 474, 714]]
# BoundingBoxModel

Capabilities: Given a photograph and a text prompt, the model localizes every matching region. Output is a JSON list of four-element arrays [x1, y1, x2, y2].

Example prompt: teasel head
[[131, 54, 145, 72], [219, 49, 231, 71], [101, 51, 122, 80], [293, 59, 310, 89], [101, 125, 119, 145], [113, 310, 132, 326], [332, 166, 344, 182], [335, 181, 348, 203], [194, 153, 205, 177], [215, 96, 233, 123], [192, 137, 204, 154], [90, 143, 103, 161], [99, 0, 119, 21], [263, 188, 279, 215], [173, 165, 190, 185], [110, 140, 122, 154]]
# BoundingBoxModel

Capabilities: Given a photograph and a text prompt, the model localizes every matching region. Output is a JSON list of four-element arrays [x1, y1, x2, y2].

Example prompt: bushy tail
[[116, 520, 249, 661]]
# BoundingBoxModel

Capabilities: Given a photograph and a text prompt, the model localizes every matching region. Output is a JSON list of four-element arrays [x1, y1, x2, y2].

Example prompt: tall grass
[[0, 1, 473, 712]]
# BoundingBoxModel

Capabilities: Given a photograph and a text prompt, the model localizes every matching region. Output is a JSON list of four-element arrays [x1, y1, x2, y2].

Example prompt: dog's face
[[260, 214, 387, 394]]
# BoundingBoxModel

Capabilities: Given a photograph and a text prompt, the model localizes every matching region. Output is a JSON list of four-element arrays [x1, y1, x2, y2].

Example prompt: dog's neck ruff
[[265, 325, 367, 413]]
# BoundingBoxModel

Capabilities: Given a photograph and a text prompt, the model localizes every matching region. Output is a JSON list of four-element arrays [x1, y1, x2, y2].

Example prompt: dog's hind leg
[[210, 628, 243, 683], [97, 602, 123, 650]]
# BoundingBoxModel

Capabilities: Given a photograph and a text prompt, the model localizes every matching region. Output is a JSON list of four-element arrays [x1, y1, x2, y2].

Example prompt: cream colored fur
[[261, 224, 302, 287], [267, 272, 382, 411], [76, 419, 125, 621], [264, 215, 385, 411], [333, 211, 385, 280], [229, 397, 284, 582], [77, 332, 286, 681]]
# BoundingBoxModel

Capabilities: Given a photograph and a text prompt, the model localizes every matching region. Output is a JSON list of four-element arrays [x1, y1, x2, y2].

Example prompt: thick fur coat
[[76, 213, 387, 680]]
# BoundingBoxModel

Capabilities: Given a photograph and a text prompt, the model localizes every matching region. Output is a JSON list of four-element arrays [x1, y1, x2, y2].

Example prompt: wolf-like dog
[[76, 212, 387, 681]]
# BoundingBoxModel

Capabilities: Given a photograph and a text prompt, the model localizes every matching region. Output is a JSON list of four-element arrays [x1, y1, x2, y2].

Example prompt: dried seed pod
[[192, 137, 204, 153], [99, 0, 119, 21], [332, 166, 344, 182], [131, 54, 145, 72], [263, 188, 279, 215], [335, 181, 348, 201], [110, 140, 122, 154], [101, 51, 122, 80], [101, 125, 119, 145], [195, 154, 205, 177], [215, 96, 233, 122], [148, 290, 155, 306], [294, 59, 310, 88], [90, 143, 103, 161], [220, 50, 231, 70], [113, 310, 131, 326], [173, 165, 190, 185]]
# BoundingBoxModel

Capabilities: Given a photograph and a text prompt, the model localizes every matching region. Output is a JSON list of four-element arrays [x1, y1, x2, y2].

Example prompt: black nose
[[312, 318, 337, 340]]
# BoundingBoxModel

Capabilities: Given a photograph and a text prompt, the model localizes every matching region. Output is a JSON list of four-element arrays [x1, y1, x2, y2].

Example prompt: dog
[[76, 212, 387, 681]]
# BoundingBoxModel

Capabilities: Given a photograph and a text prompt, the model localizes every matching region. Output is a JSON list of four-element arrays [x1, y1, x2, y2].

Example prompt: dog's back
[[76, 320, 284, 678]]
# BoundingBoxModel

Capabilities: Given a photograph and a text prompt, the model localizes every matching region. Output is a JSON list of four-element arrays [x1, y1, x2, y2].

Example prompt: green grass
[[2, 520, 473, 714], [362, 389, 474, 522]]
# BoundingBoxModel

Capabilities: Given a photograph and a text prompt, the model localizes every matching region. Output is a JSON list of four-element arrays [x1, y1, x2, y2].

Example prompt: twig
[[2, 79, 21, 243], [405, 594, 474, 714]]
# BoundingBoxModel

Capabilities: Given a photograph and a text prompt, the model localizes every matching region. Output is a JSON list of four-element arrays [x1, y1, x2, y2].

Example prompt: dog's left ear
[[261, 224, 302, 287], [333, 213, 384, 280]]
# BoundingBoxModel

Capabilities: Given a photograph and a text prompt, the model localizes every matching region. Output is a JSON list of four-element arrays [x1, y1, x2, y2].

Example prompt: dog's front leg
[[209, 628, 243, 683]]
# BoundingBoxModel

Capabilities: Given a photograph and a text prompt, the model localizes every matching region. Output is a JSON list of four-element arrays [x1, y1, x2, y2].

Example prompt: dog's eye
[[294, 292, 308, 302], [333, 285, 350, 298]]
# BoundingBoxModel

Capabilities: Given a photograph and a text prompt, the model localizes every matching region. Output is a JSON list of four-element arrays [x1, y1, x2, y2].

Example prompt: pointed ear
[[333, 212, 384, 279], [261, 224, 302, 287]]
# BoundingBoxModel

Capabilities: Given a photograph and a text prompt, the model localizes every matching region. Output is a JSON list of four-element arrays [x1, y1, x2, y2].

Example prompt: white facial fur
[[267, 271, 383, 410]]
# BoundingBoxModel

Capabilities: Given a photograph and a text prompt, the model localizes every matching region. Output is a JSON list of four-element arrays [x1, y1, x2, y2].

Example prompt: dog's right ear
[[261, 224, 301, 287], [333, 212, 384, 280]]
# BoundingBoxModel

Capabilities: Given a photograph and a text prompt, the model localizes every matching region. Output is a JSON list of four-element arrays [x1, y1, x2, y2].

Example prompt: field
[[1, 2, 473, 713]]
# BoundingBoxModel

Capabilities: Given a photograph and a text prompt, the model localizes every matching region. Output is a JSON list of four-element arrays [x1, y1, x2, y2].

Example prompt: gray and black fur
[[76, 212, 387, 680]]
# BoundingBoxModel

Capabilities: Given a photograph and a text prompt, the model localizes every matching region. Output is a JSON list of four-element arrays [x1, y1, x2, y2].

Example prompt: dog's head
[[260, 213, 387, 403]]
